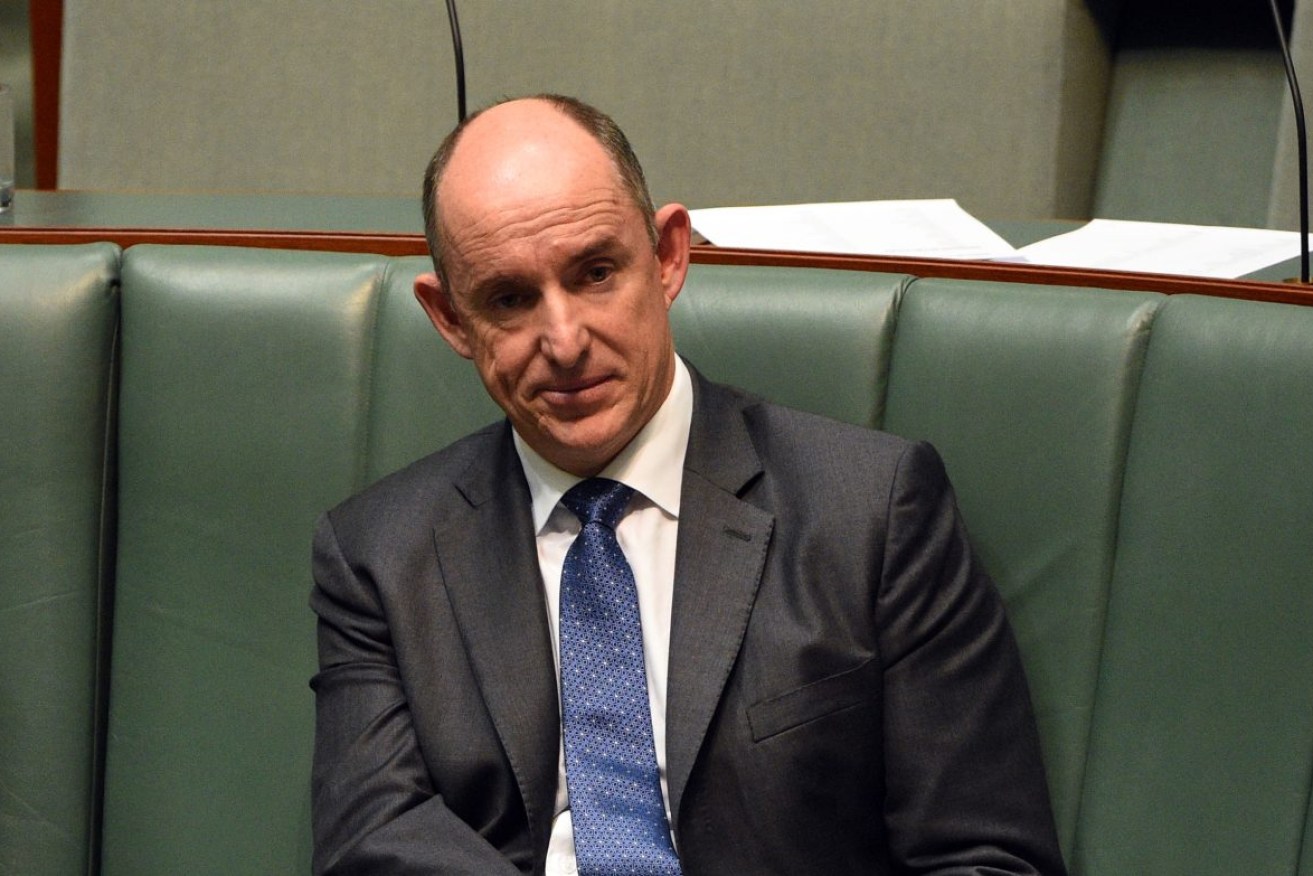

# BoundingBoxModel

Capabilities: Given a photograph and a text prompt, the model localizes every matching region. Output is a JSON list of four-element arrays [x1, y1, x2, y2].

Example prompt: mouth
[[537, 375, 613, 409]]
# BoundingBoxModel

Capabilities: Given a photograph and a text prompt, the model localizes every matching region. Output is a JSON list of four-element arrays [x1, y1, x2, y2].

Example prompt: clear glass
[[0, 84, 13, 212]]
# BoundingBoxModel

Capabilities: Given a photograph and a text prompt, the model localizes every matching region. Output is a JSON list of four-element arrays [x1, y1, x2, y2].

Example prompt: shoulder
[[760, 402, 944, 511], [704, 375, 924, 472], [695, 375, 949, 515], [322, 419, 508, 542]]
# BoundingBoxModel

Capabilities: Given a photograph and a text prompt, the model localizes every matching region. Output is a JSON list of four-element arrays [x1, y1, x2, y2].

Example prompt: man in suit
[[310, 94, 1066, 875]]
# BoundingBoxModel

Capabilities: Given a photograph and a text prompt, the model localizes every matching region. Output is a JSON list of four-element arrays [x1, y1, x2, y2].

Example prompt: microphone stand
[[445, 0, 468, 123], [1270, 0, 1310, 284]]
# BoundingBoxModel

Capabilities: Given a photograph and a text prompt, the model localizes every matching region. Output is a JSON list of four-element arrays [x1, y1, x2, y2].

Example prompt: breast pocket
[[746, 656, 881, 743]]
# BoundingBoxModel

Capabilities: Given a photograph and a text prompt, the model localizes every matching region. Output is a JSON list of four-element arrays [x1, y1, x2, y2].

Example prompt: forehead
[[437, 105, 641, 274], [440, 103, 623, 224], [442, 166, 630, 248]]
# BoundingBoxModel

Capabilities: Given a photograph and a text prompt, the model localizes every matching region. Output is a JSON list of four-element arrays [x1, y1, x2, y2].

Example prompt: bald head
[[410, 95, 692, 476], [421, 95, 657, 288]]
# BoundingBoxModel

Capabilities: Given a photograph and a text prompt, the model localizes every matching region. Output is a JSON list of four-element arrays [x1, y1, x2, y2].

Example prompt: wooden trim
[[693, 246, 1313, 307], [0, 226, 432, 256], [2, 226, 1312, 307], [29, 0, 64, 190]]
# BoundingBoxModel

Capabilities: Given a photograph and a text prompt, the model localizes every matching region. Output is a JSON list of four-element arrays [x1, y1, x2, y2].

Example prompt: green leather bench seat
[[97, 247, 907, 874], [672, 264, 903, 430], [5, 242, 1313, 874], [882, 277, 1163, 853], [101, 248, 393, 874], [360, 256, 502, 483], [0, 244, 119, 876], [1073, 294, 1313, 875]]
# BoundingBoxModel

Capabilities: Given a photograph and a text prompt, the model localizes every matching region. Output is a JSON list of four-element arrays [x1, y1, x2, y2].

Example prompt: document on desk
[[689, 199, 1018, 260], [1012, 219, 1304, 278]]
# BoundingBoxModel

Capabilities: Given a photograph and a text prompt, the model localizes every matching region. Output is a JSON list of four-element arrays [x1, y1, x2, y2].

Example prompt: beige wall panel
[[462, 1, 1109, 218], [60, 1, 1109, 219], [0, 0, 36, 188], [59, 0, 458, 196], [1055, 5, 1114, 219], [1094, 47, 1286, 228]]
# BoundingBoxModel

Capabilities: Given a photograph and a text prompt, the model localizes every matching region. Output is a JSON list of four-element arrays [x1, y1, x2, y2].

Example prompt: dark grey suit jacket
[[310, 369, 1066, 875]]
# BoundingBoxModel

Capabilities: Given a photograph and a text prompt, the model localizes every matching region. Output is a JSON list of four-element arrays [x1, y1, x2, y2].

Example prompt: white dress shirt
[[512, 357, 693, 876]]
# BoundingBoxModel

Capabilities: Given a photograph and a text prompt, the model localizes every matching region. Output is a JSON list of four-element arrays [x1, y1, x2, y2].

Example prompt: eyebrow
[[464, 231, 632, 302], [571, 234, 626, 266], [468, 272, 533, 304]]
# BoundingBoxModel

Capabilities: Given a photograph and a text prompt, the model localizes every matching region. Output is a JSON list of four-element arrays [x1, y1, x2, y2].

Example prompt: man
[[310, 94, 1066, 875]]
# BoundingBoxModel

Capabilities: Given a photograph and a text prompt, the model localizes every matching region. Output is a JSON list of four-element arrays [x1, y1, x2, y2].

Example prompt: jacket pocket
[[746, 656, 880, 742]]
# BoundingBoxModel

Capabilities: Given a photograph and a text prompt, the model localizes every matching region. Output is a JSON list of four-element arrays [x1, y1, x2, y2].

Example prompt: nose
[[538, 288, 588, 367]]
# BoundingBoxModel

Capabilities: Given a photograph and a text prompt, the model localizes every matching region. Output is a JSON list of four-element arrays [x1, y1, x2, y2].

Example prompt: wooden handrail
[[696, 246, 1313, 307], [2, 224, 1311, 307], [0, 226, 431, 256]]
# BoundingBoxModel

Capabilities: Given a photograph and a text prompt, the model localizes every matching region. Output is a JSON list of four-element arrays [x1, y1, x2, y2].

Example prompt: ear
[[653, 203, 691, 310], [414, 272, 474, 360]]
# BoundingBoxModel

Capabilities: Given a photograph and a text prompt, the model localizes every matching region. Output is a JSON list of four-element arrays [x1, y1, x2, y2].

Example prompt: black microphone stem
[[1270, 0, 1310, 284], [445, 0, 468, 123]]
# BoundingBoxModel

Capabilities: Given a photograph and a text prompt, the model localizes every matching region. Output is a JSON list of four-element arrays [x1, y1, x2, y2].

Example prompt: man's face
[[415, 103, 690, 477]]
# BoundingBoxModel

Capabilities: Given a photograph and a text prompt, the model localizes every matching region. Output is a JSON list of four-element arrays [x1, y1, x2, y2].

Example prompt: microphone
[[1269, 0, 1309, 284], [444, 0, 468, 123]]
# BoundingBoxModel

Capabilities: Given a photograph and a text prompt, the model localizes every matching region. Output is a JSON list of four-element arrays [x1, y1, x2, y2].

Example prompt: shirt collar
[[514, 357, 693, 534]]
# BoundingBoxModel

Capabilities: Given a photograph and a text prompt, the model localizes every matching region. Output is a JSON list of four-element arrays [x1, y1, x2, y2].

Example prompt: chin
[[542, 422, 629, 474]]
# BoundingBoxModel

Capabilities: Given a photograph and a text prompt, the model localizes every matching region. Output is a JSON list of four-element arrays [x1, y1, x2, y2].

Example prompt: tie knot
[[562, 477, 634, 530]]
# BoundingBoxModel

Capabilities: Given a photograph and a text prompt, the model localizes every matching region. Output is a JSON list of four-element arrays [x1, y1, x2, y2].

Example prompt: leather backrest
[[672, 264, 905, 429], [101, 246, 390, 875], [82, 244, 1313, 875], [0, 243, 119, 876], [882, 276, 1163, 857], [362, 256, 503, 483], [1072, 294, 1313, 875], [98, 249, 908, 873]]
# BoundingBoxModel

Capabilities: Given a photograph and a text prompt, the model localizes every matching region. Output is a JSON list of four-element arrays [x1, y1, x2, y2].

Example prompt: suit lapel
[[427, 377, 775, 839], [665, 372, 775, 823], [432, 425, 560, 856]]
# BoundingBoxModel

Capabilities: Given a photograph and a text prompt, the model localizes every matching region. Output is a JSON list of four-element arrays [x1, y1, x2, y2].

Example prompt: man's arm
[[310, 512, 524, 876], [877, 441, 1067, 875]]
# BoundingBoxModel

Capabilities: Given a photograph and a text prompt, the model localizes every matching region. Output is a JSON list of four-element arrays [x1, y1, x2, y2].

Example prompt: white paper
[[1013, 219, 1303, 279], [689, 199, 1018, 261]]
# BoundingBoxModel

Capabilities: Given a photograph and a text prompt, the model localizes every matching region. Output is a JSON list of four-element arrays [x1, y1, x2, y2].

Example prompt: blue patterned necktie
[[559, 478, 682, 876]]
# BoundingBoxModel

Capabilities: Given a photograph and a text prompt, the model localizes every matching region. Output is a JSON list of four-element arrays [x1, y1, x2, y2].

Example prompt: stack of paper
[[1011, 219, 1303, 279], [689, 199, 1018, 261], [690, 200, 1305, 279]]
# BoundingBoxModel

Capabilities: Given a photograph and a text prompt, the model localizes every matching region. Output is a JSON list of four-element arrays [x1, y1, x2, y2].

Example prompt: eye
[[475, 287, 530, 315], [582, 263, 614, 285], [487, 290, 530, 312]]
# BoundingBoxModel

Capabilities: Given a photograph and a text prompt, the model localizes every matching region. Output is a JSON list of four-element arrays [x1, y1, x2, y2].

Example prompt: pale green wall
[[0, 0, 34, 188], [56, 1, 1111, 220], [30, 0, 1313, 227]]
